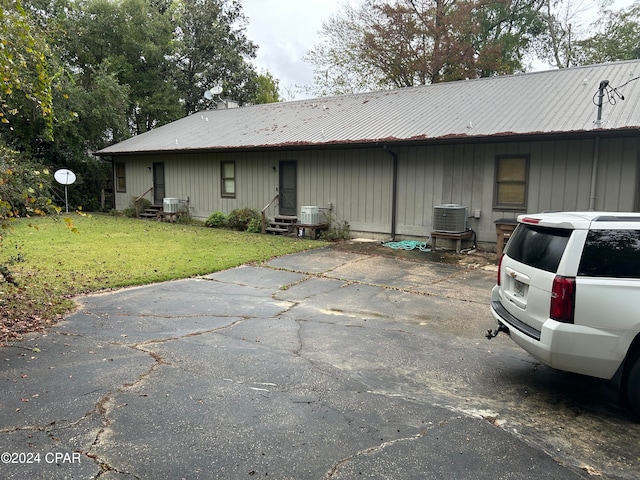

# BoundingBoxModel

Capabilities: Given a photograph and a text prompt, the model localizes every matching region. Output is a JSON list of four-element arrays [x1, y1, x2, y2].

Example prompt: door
[[279, 161, 297, 216], [153, 162, 165, 205]]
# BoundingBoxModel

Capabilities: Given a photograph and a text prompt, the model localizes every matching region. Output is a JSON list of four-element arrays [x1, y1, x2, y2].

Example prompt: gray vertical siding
[[297, 148, 393, 234], [114, 135, 639, 247]]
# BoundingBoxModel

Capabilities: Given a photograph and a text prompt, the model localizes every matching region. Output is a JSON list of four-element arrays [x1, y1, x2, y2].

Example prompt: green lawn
[[0, 214, 325, 341]]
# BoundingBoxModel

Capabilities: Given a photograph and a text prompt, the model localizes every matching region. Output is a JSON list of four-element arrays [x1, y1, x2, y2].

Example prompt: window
[[221, 161, 235, 198], [115, 162, 126, 192], [579, 230, 640, 278], [494, 156, 528, 209], [506, 224, 572, 273]]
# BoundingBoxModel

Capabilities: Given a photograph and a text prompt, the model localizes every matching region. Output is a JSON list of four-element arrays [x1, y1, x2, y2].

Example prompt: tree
[[471, 0, 547, 77], [172, 0, 259, 113], [252, 72, 282, 104], [0, 143, 55, 221], [305, 7, 385, 96], [534, 0, 597, 68], [305, 0, 546, 96], [67, 0, 183, 134], [0, 0, 54, 138], [0, 0, 57, 233], [3, 0, 271, 214], [573, 3, 640, 65]]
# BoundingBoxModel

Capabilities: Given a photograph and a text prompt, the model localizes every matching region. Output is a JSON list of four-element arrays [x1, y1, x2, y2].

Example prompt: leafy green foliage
[[246, 217, 262, 234], [67, 0, 184, 134], [252, 72, 282, 104], [0, 0, 54, 137], [205, 209, 264, 233], [226, 208, 260, 231], [1, 0, 280, 216], [205, 210, 229, 228], [574, 4, 640, 65], [173, 0, 259, 113], [0, 143, 57, 220]]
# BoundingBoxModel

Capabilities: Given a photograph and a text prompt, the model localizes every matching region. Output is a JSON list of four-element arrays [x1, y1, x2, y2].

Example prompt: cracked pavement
[[1, 246, 638, 479]]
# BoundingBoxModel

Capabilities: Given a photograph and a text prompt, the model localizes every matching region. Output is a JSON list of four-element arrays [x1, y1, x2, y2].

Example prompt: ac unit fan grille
[[433, 206, 468, 233]]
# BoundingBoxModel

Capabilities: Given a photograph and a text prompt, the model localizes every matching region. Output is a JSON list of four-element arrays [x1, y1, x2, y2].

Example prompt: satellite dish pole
[[54, 169, 77, 212], [595, 80, 609, 125]]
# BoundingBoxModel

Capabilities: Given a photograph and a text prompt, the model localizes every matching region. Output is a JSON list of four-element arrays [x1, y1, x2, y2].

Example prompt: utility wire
[[593, 74, 640, 106]]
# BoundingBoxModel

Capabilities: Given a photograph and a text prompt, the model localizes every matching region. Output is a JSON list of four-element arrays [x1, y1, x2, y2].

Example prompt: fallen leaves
[[580, 464, 602, 476]]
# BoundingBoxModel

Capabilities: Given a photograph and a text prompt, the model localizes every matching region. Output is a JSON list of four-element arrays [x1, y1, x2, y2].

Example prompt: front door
[[279, 161, 297, 216], [153, 162, 165, 205]]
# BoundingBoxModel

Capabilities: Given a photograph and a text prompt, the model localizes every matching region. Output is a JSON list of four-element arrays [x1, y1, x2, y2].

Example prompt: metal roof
[[97, 60, 640, 155]]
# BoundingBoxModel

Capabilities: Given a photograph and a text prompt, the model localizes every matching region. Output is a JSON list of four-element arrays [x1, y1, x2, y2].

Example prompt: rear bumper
[[490, 287, 622, 380]]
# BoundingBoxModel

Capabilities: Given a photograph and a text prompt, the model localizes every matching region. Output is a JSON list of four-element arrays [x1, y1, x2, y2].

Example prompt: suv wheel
[[626, 356, 640, 419]]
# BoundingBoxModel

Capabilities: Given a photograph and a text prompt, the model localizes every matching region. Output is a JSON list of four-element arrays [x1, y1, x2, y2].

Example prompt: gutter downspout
[[383, 146, 398, 241]]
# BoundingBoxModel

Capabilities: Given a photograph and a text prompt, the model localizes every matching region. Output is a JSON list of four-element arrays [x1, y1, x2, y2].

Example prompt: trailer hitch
[[486, 323, 509, 339]]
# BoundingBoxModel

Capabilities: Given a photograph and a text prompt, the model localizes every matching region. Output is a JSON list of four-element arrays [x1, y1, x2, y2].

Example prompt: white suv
[[488, 211, 640, 416]]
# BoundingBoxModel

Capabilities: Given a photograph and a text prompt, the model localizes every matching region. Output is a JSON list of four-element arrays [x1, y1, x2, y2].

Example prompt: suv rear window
[[578, 230, 640, 278], [506, 224, 572, 273]]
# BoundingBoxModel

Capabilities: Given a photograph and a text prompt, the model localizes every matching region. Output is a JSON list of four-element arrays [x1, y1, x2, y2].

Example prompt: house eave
[[95, 127, 640, 158]]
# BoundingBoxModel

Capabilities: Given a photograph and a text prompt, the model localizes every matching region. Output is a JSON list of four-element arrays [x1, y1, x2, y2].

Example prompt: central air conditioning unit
[[433, 204, 469, 233], [163, 198, 179, 213], [300, 206, 320, 224]]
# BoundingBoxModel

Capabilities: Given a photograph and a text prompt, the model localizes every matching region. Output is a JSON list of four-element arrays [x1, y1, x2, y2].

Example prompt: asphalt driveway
[[1, 245, 638, 479]]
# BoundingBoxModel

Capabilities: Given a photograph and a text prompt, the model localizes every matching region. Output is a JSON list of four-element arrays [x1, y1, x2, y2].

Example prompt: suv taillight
[[497, 254, 504, 286], [550, 276, 575, 323]]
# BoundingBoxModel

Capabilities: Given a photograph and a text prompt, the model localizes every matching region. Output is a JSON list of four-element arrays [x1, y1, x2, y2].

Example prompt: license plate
[[513, 279, 525, 297]]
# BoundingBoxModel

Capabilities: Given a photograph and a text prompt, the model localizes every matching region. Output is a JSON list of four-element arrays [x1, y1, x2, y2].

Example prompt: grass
[[0, 214, 326, 341]]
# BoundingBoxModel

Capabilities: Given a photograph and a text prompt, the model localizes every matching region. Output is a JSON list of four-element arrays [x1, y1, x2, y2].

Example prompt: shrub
[[205, 211, 228, 228], [227, 208, 260, 231], [122, 197, 151, 218], [1, 143, 56, 219], [320, 211, 351, 241], [247, 217, 262, 234]]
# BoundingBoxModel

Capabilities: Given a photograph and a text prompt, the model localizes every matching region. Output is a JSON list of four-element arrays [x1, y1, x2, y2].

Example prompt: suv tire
[[626, 356, 640, 419]]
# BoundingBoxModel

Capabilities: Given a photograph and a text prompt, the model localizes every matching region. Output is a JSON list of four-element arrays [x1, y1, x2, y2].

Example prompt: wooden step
[[273, 215, 297, 224], [269, 221, 297, 228], [265, 215, 298, 235], [265, 226, 291, 235], [139, 205, 163, 219]]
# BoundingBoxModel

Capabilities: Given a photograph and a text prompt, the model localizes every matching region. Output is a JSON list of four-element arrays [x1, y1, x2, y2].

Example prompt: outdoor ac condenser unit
[[163, 198, 179, 213], [432, 204, 468, 233], [300, 206, 320, 224]]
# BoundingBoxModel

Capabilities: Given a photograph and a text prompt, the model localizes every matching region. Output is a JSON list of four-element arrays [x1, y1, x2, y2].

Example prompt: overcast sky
[[241, 0, 636, 101], [242, 0, 349, 100]]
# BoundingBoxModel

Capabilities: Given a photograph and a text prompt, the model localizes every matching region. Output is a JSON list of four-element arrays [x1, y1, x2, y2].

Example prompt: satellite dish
[[54, 168, 76, 185], [204, 85, 223, 100], [54, 169, 76, 212]]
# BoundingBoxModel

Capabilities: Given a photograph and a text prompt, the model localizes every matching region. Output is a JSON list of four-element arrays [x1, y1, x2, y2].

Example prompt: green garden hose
[[382, 240, 431, 252]]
